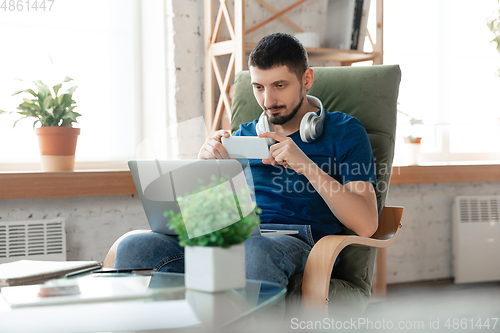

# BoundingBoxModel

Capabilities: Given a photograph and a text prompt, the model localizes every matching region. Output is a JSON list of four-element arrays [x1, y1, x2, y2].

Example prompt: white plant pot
[[185, 289, 251, 327], [185, 244, 246, 293], [404, 142, 422, 165]]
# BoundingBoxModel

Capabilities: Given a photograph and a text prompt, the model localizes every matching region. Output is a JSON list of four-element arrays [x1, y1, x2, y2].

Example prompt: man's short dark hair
[[248, 33, 309, 82]]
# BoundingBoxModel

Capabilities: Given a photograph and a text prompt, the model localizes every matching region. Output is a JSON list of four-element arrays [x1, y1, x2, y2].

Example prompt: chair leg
[[372, 247, 387, 299]]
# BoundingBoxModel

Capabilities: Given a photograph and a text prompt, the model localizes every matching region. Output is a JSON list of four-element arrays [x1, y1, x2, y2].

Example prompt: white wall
[[0, 195, 148, 262], [385, 181, 500, 284]]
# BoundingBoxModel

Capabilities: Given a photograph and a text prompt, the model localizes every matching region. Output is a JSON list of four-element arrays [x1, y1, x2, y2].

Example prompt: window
[[381, 0, 500, 164], [0, 0, 138, 163]]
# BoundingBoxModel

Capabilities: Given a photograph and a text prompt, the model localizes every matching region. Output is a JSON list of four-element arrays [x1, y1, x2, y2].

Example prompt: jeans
[[114, 224, 314, 288]]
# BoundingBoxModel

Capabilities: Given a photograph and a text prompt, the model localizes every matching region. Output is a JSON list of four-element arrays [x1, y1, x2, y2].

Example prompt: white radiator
[[452, 196, 500, 283], [0, 218, 66, 264]]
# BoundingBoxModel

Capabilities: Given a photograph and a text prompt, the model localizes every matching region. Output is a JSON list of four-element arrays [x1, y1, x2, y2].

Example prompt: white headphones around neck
[[256, 95, 326, 145]]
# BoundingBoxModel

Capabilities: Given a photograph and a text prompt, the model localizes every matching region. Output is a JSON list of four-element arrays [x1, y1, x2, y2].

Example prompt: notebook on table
[[0, 273, 183, 308], [0, 260, 102, 287]]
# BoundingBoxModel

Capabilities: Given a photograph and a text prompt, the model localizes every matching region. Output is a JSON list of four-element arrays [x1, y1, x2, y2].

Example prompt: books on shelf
[[0, 260, 102, 287], [355, 0, 372, 51], [324, 0, 371, 51]]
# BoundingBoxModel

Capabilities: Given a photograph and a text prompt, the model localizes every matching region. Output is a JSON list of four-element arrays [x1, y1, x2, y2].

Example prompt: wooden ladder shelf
[[204, 0, 384, 132]]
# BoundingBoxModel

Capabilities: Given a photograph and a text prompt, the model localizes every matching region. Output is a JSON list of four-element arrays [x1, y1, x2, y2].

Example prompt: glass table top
[[0, 271, 286, 332]]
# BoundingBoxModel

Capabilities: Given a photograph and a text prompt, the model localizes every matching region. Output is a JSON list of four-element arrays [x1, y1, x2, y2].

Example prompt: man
[[115, 33, 378, 288]]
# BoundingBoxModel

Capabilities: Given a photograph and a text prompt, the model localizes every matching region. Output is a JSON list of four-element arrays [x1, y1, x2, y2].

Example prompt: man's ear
[[302, 68, 314, 90]]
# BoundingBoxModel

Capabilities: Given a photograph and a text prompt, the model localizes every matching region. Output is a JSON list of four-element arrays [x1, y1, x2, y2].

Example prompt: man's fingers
[[268, 141, 290, 165], [273, 150, 288, 165], [198, 131, 229, 160], [266, 148, 276, 165], [210, 138, 229, 157], [258, 132, 286, 142], [214, 130, 230, 142], [198, 147, 217, 159], [269, 144, 287, 164], [207, 137, 229, 159]]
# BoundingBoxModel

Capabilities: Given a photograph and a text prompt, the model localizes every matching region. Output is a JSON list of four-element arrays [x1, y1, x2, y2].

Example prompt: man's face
[[249, 65, 304, 125]]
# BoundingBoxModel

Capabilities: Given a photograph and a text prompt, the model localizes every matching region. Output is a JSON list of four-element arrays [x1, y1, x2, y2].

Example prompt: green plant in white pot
[[0, 77, 81, 171], [398, 108, 424, 165], [165, 176, 260, 293], [398, 108, 423, 144]]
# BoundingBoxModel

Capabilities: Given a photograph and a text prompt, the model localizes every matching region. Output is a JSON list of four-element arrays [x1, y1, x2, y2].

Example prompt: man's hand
[[198, 130, 231, 159], [260, 133, 378, 238], [258, 132, 313, 174]]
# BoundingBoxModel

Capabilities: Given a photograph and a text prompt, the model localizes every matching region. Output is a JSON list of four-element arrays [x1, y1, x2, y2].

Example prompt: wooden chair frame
[[104, 206, 403, 311], [301, 206, 403, 312]]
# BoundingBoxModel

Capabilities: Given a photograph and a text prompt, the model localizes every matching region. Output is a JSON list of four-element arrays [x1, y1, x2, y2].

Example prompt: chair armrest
[[301, 206, 403, 311], [103, 229, 151, 268]]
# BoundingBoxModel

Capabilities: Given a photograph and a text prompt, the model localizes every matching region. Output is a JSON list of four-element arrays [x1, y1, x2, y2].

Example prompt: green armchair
[[104, 65, 403, 315], [230, 65, 403, 314]]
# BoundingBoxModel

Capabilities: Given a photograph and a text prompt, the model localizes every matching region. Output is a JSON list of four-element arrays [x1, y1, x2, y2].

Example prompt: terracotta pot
[[34, 126, 80, 172], [404, 136, 422, 144]]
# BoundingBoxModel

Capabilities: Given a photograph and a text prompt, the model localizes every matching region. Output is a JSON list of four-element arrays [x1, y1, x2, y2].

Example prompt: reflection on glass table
[[0, 272, 286, 332]]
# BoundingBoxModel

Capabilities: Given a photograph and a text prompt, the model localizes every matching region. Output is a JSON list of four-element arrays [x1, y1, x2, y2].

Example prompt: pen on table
[[91, 268, 157, 274], [64, 265, 103, 278]]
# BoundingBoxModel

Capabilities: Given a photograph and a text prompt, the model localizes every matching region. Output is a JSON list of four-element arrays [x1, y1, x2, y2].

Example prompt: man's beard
[[266, 95, 304, 125]]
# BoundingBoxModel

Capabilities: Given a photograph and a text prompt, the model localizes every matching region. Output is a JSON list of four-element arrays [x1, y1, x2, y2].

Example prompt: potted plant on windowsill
[[0, 77, 81, 171], [398, 108, 423, 165], [165, 176, 260, 293]]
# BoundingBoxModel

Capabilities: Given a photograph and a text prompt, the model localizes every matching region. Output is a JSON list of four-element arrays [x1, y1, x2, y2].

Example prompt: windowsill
[[0, 161, 130, 172], [390, 163, 500, 185], [0, 162, 499, 199]]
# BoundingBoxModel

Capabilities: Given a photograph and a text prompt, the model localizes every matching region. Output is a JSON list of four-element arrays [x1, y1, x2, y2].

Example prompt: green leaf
[[39, 109, 55, 126], [53, 105, 63, 120], [18, 102, 40, 112], [13, 117, 27, 128], [42, 96, 52, 110], [60, 94, 72, 108], [62, 111, 78, 121], [12, 88, 38, 98], [53, 83, 62, 96], [33, 80, 50, 95], [6, 76, 80, 127], [64, 86, 78, 96], [61, 119, 73, 127]]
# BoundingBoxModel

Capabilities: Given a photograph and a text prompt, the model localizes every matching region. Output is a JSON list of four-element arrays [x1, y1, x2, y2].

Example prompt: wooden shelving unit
[[204, 0, 384, 132]]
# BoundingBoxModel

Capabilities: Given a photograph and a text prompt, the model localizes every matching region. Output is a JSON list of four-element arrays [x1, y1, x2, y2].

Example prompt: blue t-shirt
[[234, 111, 377, 243]]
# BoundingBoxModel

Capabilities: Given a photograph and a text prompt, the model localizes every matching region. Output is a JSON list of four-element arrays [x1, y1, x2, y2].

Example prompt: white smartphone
[[221, 136, 269, 159]]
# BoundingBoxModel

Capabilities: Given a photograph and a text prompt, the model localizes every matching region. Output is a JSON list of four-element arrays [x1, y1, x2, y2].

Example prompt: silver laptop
[[128, 160, 297, 237]]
